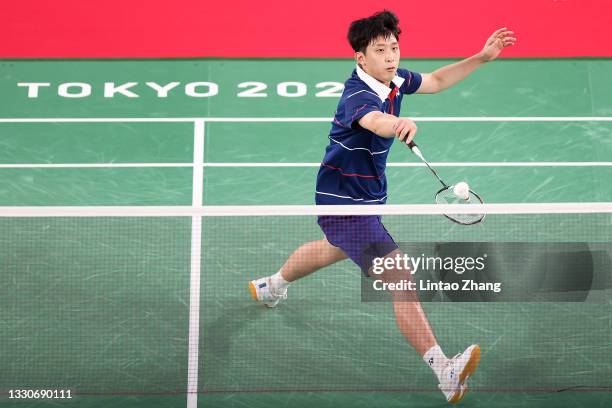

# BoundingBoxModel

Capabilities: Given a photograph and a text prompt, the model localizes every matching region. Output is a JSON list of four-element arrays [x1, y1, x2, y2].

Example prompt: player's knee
[[378, 267, 411, 284], [367, 249, 411, 282], [368, 261, 412, 284]]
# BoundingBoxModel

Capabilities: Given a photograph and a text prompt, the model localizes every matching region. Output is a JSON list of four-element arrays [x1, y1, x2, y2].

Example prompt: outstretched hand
[[479, 28, 516, 62]]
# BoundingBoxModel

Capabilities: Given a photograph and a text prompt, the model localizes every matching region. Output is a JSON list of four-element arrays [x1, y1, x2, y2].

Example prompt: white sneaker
[[249, 277, 287, 308], [438, 344, 480, 404]]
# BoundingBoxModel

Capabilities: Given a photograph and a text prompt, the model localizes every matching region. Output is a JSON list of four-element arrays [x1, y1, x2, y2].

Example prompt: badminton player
[[250, 10, 515, 403]]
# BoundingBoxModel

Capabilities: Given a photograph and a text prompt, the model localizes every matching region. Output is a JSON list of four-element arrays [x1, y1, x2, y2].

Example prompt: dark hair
[[347, 10, 401, 53]]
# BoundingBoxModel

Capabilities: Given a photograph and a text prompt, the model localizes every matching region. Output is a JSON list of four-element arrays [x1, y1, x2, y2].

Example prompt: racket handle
[[407, 141, 425, 162]]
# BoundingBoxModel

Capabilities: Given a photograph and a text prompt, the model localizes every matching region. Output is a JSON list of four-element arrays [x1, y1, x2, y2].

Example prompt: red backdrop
[[1, 0, 610, 58]]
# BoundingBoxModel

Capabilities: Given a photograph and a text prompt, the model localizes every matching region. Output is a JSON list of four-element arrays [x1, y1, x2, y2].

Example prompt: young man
[[249, 10, 515, 404]]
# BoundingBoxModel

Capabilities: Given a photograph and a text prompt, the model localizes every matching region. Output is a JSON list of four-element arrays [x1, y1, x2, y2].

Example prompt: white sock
[[423, 345, 449, 380], [270, 270, 290, 292]]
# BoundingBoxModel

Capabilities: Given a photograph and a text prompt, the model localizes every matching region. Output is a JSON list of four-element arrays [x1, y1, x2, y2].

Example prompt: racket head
[[435, 186, 486, 225]]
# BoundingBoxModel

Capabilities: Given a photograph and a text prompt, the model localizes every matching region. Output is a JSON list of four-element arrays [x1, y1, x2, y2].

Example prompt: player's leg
[[373, 248, 480, 404], [373, 248, 438, 354], [249, 238, 347, 307], [278, 238, 348, 282]]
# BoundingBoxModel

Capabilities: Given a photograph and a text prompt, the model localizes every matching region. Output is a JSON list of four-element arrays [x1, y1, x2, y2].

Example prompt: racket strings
[[435, 187, 486, 225]]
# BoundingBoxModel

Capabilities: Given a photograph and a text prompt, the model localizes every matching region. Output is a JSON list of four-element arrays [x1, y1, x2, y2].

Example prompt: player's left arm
[[416, 28, 516, 94]]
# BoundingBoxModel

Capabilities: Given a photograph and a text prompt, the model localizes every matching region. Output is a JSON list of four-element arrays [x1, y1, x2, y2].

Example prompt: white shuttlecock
[[453, 182, 470, 200]]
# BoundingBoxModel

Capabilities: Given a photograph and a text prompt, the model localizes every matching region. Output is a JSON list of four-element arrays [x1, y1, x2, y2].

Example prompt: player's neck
[[358, 64, 391, 88]]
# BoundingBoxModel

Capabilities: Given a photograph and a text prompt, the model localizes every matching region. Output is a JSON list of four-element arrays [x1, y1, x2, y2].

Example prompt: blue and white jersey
[[315, 65, 422, 205]]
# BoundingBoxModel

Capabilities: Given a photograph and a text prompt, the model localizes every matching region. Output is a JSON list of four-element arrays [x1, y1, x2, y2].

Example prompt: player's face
[[357, 35, 400, 86]]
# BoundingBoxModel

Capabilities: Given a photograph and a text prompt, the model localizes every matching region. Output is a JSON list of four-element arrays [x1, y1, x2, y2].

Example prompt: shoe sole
[[448, 382, 469, 404], [448, 346, 480, 404], [248, 281, 258, 301], [459, 345, 480, 384]]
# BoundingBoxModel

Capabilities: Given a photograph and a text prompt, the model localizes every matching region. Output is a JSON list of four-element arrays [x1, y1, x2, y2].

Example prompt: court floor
[[0, 58, 611, 407]]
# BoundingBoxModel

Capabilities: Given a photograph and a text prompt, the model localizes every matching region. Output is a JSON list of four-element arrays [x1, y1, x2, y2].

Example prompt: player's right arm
[[358, 111, 418, 144]]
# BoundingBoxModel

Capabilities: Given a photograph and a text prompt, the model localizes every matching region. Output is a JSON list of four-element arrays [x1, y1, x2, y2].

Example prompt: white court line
[[203, 162, 612, 167], [0, 163, 191, 168], [0, 203, 610, 217], [187, 120, 204, 408], [1, 162, 612, 169], [0, 116, 611, 123]]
